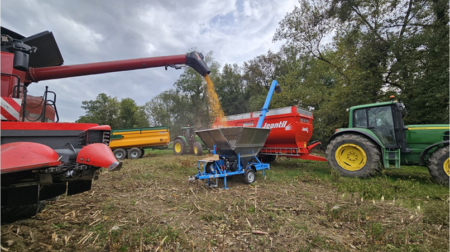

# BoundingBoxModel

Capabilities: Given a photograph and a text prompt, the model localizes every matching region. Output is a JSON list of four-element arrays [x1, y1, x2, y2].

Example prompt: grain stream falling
[[204, 74, 227, 126]]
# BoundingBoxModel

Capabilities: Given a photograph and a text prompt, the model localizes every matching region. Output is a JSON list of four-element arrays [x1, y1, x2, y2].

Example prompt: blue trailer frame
[[193, 147, 270, 189]]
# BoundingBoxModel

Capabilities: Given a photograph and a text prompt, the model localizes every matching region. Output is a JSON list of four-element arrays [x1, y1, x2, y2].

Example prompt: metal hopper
[[196, 127, 271, 158]]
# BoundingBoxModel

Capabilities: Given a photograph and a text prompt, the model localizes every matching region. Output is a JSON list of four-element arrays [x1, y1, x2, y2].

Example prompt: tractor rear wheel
[[193, 142, 203, 156], [113, 148, 127, 160], [326, 134, 381, 178], [128, 147, 142, 159], [427, 146, 449, 185], [244, 168, 256, 184], [173, 139, 186, 155]]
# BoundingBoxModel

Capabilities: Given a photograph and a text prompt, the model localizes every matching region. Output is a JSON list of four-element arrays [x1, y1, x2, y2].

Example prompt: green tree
[[273, 0, 449, 144], [119, 98, 149, 128], [76, 93, 120, 128], [215, 63, 248, 115]]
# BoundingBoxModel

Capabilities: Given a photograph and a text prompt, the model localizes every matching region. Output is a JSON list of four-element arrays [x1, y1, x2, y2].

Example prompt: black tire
[[205, 162, 215, 174], [193, 142, 203, 156], [113, 148, 127, 160], [128, 147, 142, 159], [244, 169, 256, 184], [427, 146, 449, 186], [326, 134, 381, 178], [1, 201, 46, 223], [173, 139, 186, 155], [139, 148, 145, 158], [260, 155, 276, 163]]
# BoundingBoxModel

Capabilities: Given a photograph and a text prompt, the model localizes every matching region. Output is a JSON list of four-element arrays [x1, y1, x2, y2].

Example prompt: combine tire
[[427, 146, 449, 186], [193, 142, 203, 156], [113, 148, 127, 160], [326, 134, 381, 178], [244, 169, 256, 184], [173, 139, 186, 155], [128, 147, 142, 159], [1, 201, 46, 223]]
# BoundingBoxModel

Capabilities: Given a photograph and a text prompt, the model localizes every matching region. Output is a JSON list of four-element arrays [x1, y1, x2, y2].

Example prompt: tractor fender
[[419, 140, 449, 165], [174, 136, 189, 147], [328, 128, 385, 161]]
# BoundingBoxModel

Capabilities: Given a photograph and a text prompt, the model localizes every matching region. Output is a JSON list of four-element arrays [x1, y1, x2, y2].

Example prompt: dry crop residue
[[1, 152, 444, 251]]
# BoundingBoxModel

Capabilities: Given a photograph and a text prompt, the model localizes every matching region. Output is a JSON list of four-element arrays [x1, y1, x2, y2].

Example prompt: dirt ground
[[1, 151, 447, 251]]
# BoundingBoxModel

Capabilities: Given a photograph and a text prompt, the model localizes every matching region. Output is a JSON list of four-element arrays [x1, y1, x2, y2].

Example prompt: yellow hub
[[194, 146, 198, 155], [444, 157, 449, 176], [335, 144, 367, 171], [174, 142, 182, 153]]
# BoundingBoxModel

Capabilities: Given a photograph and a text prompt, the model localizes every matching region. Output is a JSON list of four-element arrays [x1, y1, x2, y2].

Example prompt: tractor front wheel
[[173, 139, 186, 155], [193, 142, 203, 156], [326, 134, 381, 178], [427, 146, 449, 186], [128, 148, 142, 159], [113, 148, 127, 160]]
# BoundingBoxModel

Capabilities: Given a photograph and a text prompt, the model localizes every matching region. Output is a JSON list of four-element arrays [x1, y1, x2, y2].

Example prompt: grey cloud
[[2, 0, 298, 122]]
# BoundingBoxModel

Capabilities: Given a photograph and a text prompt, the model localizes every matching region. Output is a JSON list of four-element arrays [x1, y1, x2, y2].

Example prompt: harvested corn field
[[1, 150, 448, 251]]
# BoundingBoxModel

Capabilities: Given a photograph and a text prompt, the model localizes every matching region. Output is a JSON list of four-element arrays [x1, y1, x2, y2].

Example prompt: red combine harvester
[[1, 27, 210, 220], [212, 106, 326, 163]]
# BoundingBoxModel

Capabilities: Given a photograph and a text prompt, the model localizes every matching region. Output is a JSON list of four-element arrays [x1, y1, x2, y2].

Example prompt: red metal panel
[[1, 121, 101, 131], [1, 142, 61, 173], [76, 143, 119, 169], [213, 106, 314, 149]]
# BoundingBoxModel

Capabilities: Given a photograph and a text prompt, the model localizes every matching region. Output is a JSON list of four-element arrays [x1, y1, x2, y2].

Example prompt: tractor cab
[[349, 98, 409, 153]]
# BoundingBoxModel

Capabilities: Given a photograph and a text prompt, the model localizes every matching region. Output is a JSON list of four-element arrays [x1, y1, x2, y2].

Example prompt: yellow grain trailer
[[109, 127, 170, 159]]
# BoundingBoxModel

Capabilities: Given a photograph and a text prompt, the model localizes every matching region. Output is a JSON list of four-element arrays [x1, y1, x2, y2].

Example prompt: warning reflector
[[1, 97, 22, 121]]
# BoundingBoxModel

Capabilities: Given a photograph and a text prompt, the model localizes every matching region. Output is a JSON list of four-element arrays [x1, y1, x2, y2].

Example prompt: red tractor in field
[[0, 27, 210, 220]]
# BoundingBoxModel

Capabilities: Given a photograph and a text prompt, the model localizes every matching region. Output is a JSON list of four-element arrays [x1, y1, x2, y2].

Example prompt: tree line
[[77, 0, 449, 145]]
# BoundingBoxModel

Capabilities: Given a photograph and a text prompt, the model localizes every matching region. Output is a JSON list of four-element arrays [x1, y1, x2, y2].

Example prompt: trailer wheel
[[193, 142, 203, 156], [205, 162, 215, 174], [326, 134, 381, 178], [139, 148, 145, 158], [244, 169, 256, 184], [173, 139, 186, 155], [128, 148, 142, 159], [427, 146, 449, 185], [113, 148, 127, 160], [260, 155, 276, 163]]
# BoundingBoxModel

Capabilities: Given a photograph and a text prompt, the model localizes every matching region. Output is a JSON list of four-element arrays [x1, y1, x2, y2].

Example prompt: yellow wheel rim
[[194, 146, 198, 155], [444, 157, 449, 176], [335, 144, 367, 171], [174, 142, 181, 153]]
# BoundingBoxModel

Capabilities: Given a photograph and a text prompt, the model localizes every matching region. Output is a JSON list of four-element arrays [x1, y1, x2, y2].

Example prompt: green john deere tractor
[[326, 97, 449, 185], [173, 126, 206, 156]]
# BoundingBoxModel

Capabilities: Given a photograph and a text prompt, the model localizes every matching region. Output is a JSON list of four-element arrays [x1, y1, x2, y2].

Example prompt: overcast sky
[[2, 0, 298, 122]]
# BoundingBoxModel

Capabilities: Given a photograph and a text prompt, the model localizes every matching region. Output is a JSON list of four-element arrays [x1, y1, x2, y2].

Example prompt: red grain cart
[[212, 106, 326, 163]]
